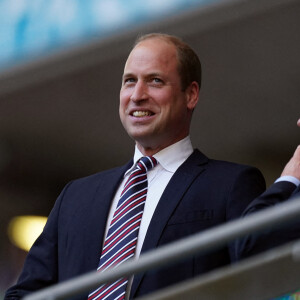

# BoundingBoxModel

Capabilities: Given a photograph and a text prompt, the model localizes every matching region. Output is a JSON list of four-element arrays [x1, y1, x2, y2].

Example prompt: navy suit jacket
[[236, 181, 300, 259], [5, 149, 265, 299]]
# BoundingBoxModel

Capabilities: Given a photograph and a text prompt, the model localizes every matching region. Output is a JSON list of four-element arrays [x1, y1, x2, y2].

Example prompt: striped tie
[[88, 156, 158, 300]]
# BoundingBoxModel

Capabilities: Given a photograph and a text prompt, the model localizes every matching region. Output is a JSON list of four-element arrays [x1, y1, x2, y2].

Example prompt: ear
[[185, 81, 199, 110]]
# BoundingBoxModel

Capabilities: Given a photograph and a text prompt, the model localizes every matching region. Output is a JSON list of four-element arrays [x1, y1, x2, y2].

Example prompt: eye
[[152, 77, 163, 84], [123, 77, 136, 85]]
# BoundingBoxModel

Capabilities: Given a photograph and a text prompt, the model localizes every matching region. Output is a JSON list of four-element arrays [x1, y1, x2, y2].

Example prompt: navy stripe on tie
[[88, 156, 157, 300]]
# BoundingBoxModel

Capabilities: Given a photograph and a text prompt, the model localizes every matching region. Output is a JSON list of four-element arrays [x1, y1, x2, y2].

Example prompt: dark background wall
[[0, 0, 299, 294]]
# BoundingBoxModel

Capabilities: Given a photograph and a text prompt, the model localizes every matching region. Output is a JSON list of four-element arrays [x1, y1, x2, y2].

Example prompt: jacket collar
[[130, 149, 208, 297]]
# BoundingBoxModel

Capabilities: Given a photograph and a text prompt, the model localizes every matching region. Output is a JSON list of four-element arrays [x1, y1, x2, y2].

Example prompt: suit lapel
[[131, 149, 208, 297], [85, 161, 133, 271]]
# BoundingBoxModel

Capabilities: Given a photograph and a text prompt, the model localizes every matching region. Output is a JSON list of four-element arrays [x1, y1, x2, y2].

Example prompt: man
[[5, 33, 265, 299], [237, 119, 300, 259]]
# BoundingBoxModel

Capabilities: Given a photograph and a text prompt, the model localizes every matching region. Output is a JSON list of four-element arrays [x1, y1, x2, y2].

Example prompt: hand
[[281, 145, 300, 180], [281, 119, 300, 179]]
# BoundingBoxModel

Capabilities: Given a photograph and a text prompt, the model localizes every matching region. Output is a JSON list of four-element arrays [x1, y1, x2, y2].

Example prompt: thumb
[[281, 145, 300, 180]]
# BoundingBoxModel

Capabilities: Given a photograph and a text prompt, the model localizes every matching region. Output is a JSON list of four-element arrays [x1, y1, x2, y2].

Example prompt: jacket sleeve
[[225, 166, 266, 262], [236, 181, 300, 259], [4, 182, 72, 300]]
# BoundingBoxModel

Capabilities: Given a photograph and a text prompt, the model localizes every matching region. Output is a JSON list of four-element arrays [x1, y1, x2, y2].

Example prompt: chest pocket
[[168, 210, 214, 225]]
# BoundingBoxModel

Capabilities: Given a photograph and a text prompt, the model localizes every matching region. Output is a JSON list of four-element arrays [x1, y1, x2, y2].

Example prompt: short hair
[[134, 33, 201, 91]]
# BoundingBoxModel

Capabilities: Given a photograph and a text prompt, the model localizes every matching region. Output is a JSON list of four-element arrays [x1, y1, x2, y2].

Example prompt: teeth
[[133, 111, 152, 117]]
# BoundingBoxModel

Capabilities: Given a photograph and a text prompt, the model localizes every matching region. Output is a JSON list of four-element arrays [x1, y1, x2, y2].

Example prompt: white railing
[[24, 196, 300, 300]]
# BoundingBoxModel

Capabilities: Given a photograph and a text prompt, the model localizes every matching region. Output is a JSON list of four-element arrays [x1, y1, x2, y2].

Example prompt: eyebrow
[[146, 72, 161, 78], [122, 72, 162, 80], [122, 73, 134, 80]]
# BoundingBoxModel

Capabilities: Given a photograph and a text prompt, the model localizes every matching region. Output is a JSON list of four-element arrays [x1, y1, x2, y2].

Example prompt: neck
[[136, 135, 189, 156]]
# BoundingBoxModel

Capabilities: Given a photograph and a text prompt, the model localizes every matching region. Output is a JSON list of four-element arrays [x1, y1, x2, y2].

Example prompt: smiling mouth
[[132, 111, 154, 117]]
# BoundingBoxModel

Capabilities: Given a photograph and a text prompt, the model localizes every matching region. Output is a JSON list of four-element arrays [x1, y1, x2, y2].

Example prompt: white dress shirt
[[103, 136, 194, 299], [104, 136, 194, 255], [275, 175, 300, 187]]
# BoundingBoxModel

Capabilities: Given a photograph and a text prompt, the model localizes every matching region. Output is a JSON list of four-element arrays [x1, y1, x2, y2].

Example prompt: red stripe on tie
[[99, 278, 127, 299], [89, 156, 157, 300], [121, 174, 147, 196], [103, 214, 142, 250], [101, 247, 136, 271], [114, 189, 146, 216], [111, 192, 146, 225], [88, 278, 127, 300], [102, 220, 141, 255], [99, 240, 136, 270]]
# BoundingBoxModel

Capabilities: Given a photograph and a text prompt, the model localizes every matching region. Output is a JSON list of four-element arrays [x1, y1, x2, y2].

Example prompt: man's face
[[119, 38, 198, 154]]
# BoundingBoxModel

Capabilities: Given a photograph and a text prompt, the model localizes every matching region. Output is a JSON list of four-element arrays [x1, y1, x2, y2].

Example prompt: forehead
[[124, 38, 179, 72]]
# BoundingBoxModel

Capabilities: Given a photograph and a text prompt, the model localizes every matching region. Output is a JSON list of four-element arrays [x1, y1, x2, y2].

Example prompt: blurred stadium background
[[0, 0, 299, 297]]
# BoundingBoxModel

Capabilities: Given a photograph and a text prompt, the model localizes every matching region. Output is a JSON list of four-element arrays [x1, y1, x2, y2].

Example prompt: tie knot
[[137, 156, 157, 172]]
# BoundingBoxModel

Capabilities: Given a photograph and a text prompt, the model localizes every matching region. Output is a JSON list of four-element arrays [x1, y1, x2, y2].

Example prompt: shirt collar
[[126, 136, 193, 176]]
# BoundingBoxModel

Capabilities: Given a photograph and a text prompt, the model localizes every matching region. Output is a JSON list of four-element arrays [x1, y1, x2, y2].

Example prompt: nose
[[130, 81, 148, 102]]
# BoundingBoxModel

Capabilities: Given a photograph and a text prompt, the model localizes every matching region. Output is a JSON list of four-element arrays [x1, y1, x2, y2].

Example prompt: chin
[[130, 133, 155, 145], [127, 126, 154, 140]]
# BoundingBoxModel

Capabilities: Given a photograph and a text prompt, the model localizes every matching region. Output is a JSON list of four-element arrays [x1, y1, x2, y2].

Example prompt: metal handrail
[[24, 196, 300, 300]]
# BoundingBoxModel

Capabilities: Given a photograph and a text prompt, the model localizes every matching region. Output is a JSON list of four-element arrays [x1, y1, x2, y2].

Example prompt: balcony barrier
[[24, 195, 300, 300]]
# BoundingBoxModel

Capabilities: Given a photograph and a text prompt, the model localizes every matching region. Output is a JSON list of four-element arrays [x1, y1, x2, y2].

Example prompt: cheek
[[119, 98, 127, 122], [161, 98, 187, 124], [152, 91, 173, 108], [156, 93, 182, 114], [119, 91, 129, 110]]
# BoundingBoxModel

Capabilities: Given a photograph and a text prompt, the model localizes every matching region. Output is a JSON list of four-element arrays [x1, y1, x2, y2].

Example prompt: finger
[[294, 145, 300, 160]]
